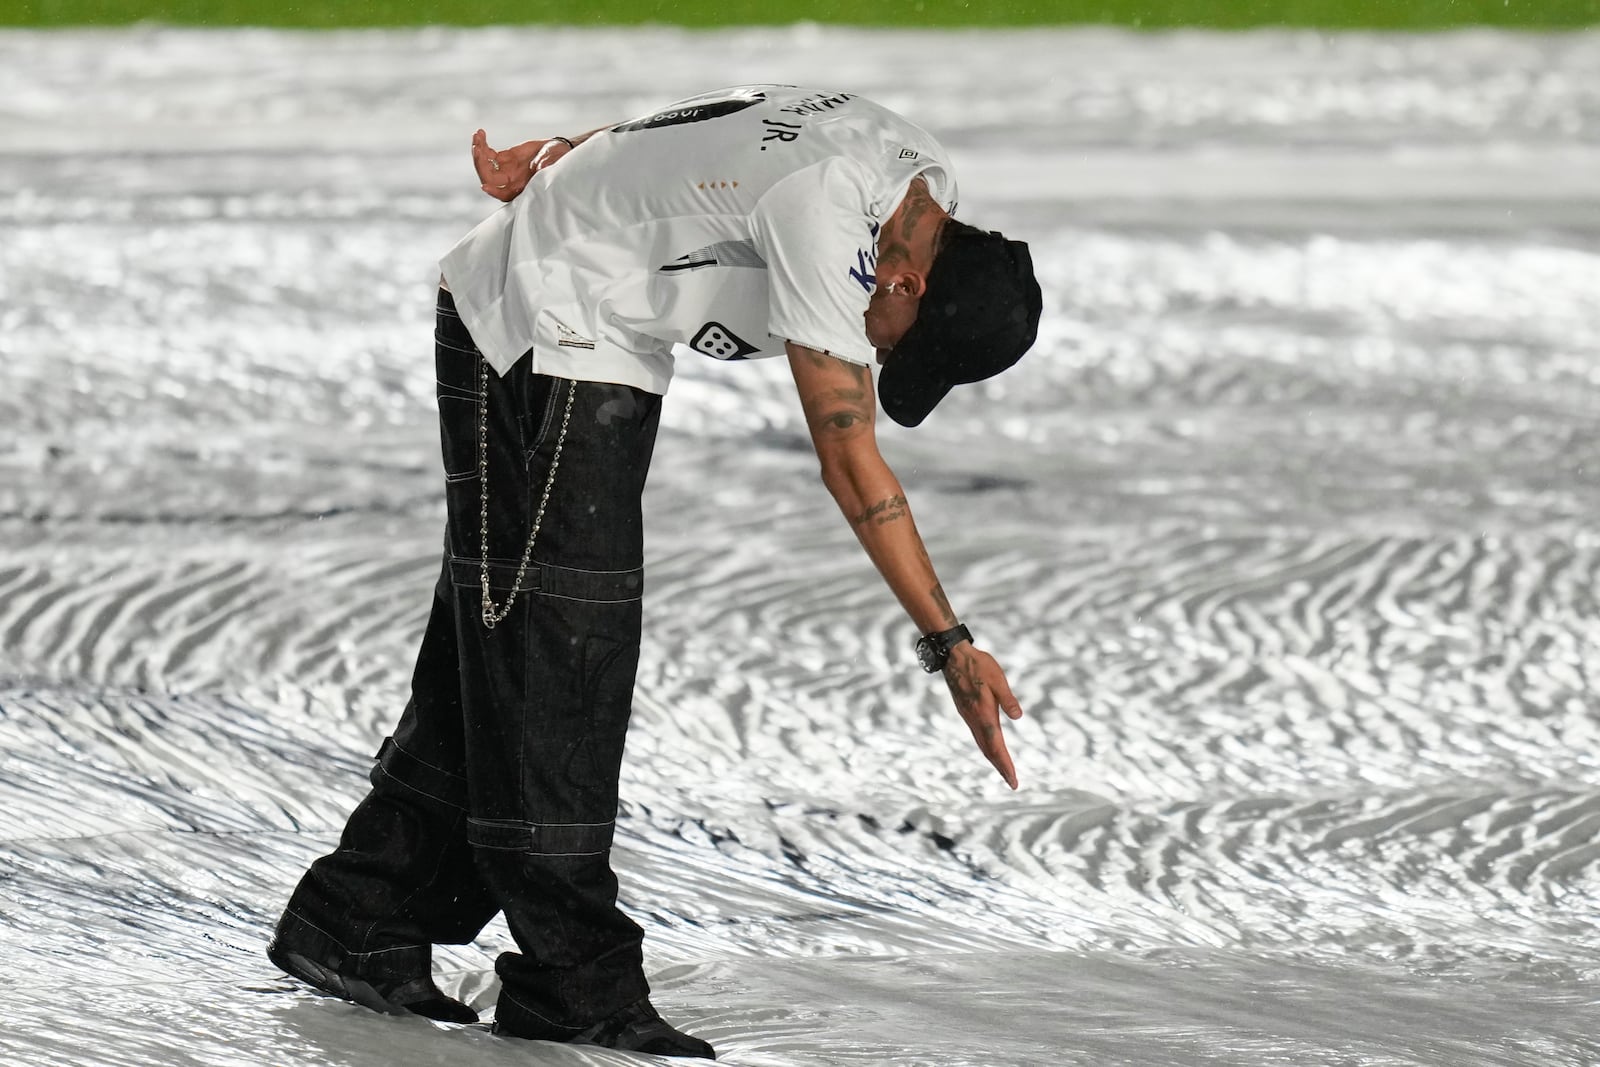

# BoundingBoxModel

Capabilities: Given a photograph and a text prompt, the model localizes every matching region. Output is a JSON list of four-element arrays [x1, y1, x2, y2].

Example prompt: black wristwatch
[[915, 624, 972, 673]]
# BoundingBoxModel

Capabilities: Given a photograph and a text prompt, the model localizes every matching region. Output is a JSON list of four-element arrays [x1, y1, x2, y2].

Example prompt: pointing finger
[[970, 713, 1018, 790], [990, 735, 1018, 790]]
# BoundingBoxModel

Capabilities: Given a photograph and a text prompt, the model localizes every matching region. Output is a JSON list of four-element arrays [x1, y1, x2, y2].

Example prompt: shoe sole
[[268, 944, 411, 1018]]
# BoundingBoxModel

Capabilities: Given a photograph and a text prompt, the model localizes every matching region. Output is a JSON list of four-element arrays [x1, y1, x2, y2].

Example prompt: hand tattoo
[[944, 652, 989, 728]]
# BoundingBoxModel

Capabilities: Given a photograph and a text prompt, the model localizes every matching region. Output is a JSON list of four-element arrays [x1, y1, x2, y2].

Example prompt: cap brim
[[877, 341, 953, 428]]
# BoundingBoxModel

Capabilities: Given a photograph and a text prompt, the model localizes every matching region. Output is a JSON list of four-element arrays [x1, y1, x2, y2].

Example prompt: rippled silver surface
[[3, 25, 1599, 1066]]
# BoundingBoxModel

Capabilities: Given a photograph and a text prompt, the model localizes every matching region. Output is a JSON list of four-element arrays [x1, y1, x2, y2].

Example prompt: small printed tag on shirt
[[898, 148, 920, 161], [550, 316, 596, 350]]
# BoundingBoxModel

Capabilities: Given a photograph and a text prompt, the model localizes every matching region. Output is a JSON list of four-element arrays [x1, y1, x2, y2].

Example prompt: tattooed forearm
[[930, 583, 957, 626], [850, 494, 908, 528]]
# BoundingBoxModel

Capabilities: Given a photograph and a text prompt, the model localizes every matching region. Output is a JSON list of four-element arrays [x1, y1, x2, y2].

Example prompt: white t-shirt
[[439, 85, 958, 393]]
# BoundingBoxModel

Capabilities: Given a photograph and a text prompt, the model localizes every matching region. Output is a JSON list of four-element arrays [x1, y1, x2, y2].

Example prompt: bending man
[[268, 84, 1042, 1059]]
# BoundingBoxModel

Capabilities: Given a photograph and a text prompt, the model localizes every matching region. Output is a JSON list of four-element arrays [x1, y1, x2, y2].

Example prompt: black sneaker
[[496, 997, 716, 1059], [267, 940, 478, 1024]]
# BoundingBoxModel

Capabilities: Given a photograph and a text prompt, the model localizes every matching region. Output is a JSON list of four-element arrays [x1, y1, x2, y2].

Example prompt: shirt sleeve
[[747, 157, 879, 366]]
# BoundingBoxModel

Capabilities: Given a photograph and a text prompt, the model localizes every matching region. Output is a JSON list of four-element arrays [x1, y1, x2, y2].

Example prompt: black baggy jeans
[[274, 289, 663, 1037]]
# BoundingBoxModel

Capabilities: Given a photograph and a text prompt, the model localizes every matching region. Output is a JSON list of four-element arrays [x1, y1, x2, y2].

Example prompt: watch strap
[[929, 623, 972, 656]]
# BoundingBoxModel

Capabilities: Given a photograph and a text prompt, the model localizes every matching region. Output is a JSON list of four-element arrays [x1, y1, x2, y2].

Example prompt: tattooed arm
[[785, 343, 948, 632], [786, 343, 1024, 788]]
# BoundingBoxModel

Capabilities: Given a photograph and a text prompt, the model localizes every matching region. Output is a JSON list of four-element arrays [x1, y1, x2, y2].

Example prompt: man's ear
[[882, 269, 927, 299]]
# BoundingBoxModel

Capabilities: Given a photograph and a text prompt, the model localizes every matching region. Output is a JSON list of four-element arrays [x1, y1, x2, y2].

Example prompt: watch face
[[916, 637, 941, 672]]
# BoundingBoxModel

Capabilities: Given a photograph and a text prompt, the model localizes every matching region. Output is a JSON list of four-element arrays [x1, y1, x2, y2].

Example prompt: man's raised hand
[[943, 643, 1025, 790], [472, 129, 573, 202]]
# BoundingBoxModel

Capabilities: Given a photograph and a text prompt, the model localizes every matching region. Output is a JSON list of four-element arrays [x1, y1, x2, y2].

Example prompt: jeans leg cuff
[[467, 817, 615, 856], [272, 907, 431, 982]]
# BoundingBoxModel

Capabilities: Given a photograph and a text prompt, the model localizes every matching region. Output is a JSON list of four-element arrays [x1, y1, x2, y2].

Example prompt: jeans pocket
[[437, 392, 479, 482], [518, 373, 563, 469]]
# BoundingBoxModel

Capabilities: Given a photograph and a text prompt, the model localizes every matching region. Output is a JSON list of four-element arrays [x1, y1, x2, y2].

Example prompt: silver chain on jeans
[[478, 355, 576, 629]]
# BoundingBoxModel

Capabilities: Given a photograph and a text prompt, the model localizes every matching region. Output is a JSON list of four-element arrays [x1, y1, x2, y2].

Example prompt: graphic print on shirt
[[777, 91, 857, 118], [613, 87, 768, 133], [759, 91, 858, 151], [658, 239, 767, 274], [760, 120, 803, 150], [690, 322, 760, 360], [850, 222, 880, 293]]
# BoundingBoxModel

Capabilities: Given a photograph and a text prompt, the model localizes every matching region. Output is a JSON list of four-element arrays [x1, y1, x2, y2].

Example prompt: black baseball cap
[[877, 228, 1042, 428]]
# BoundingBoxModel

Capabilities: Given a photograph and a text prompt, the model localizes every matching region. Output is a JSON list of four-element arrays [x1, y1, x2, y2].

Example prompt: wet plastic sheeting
[[2, 25, 1599, 1067]]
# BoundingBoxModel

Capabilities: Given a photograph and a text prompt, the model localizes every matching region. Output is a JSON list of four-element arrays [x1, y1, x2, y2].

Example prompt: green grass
[[5, 0, 1598, 27]]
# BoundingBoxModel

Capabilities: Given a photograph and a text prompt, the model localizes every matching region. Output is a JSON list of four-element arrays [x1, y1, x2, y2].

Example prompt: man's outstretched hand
[[943, 643, 1025, 789], [472, 129, 573, 201]]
